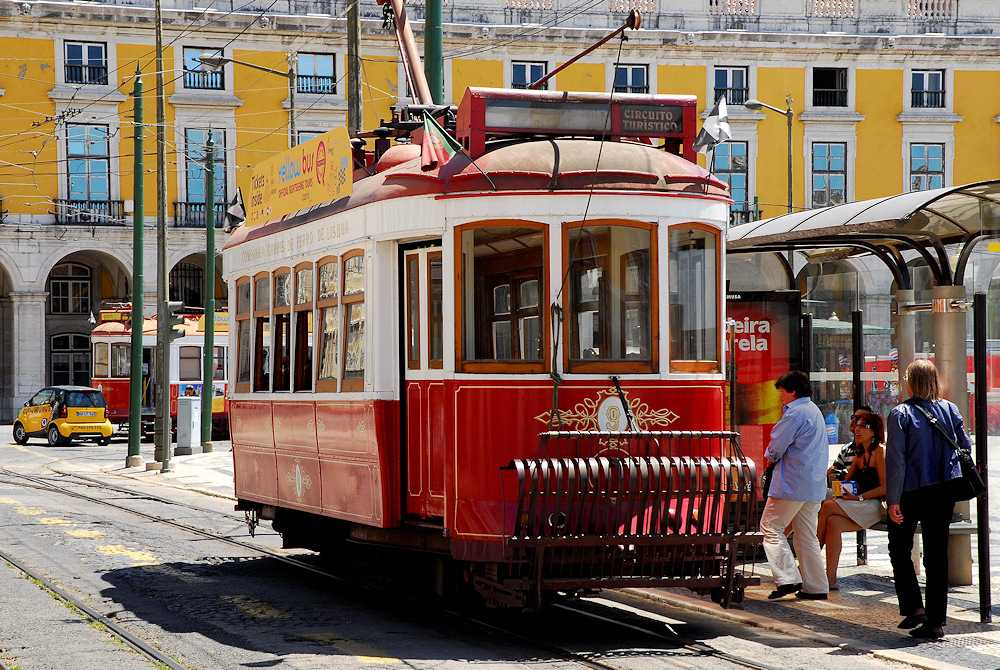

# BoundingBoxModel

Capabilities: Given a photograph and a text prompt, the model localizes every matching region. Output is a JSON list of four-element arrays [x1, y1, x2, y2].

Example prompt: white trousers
[[761, 497, 828, 595]]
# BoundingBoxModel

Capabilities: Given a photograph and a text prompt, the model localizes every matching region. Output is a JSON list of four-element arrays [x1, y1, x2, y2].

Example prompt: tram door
[[402, 246, 446, 519]]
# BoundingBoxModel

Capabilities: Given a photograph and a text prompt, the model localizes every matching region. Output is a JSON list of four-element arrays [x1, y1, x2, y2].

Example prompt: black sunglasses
[[856, 422, 872, 429]]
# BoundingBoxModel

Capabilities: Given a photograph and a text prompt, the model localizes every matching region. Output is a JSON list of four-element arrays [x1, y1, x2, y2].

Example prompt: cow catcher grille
[[485, 431, 761, 609]]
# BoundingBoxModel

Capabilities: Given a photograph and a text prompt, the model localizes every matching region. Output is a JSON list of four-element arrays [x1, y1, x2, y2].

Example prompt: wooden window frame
[[455, 221, 548, 374], [315, 255, 340, 393], [562, 220, 658, 374], [405, 253, 421, 370], [427, 251, 444, 370], [252, 271, 271, 392], [235, 277, 252, 392], [668, 222, 721, 374], [272, 267, 292, 392], [341, 249, 365, 392], [293, 262, 314, 392]]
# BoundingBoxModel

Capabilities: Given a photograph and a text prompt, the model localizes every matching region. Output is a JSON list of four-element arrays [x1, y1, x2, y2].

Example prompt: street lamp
[[199, 53, 298, 147], [744, 96, 794, 214]]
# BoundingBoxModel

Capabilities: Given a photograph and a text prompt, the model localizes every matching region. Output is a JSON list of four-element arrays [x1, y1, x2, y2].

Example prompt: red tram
[[90, 306, 230, 437], [223, 81, 762, 607]]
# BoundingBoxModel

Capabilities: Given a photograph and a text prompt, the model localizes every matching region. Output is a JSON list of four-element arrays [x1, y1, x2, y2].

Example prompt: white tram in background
[[223, 86, 761, 608]]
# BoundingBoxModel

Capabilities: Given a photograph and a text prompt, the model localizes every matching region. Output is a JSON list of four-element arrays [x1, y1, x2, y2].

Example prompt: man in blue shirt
[[762, 370, 830, 600]]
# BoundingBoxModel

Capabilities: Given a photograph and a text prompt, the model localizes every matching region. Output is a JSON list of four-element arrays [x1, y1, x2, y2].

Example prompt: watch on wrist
[[858, 495, 865, 502]]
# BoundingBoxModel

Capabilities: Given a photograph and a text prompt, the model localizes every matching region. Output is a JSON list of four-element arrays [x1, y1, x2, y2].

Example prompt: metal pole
[[347, 0, 362, 137], [127, 67, 144, 468], [288, 53, 297, 147], [425, 0, 443, 104], [973, 292, 992, 622], [785, 101, 793, 214], [851, 309, 863, 410], [201, 132, 215, 453], [154, 0, 173, 473]]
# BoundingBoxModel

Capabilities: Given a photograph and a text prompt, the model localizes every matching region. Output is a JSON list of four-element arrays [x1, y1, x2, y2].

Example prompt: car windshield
[[66, 391, 106, 408]]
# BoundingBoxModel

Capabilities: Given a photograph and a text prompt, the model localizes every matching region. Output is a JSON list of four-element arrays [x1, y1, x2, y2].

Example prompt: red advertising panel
[[727, 291, 801, 486]]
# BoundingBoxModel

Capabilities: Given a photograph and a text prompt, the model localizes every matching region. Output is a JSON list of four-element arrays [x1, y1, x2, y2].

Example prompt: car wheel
[[96, 435, 111, 446], [47, 425, 64, 446], [12, 423, 28, 445]]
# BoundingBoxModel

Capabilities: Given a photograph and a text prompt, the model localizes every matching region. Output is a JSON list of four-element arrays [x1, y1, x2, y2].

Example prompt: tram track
[[1, 466, 780, 670]]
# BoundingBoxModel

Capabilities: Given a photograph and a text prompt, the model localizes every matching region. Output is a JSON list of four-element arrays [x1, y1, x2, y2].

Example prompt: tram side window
[[111, 343, 131, 377], [179, 345, 201, 381], [235, 278, 251, 389], [342, 252, 365, 392], [459, 224, 545, 371], [567, 224, 655, 371], [253, 275, 271, 391], [93, 342, 109, 378], [316, 259, 339, 391], [294, 266, 313, 391], [428, 252, 443, 368], [273, 271, 291, 392], [213, 346, 225, 380], [669, 226, 719, 373]]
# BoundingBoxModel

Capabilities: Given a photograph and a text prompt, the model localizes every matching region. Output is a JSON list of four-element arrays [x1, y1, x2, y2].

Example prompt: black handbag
[[906, 399, 987, 502], [761, 462, 776, 499]]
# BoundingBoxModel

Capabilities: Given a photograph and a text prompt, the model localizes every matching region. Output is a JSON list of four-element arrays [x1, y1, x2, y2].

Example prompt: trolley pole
[[154, 0, 173, 473], [127, 67, 144, 468], [201, 131, 215, 452]]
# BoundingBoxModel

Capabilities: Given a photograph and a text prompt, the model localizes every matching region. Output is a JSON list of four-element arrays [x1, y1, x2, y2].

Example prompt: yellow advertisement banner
[[244, 126, 353, 227]]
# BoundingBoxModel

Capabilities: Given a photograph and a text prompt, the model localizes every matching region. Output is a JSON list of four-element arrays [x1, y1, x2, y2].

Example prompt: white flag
[[693, 96, 732, 154]]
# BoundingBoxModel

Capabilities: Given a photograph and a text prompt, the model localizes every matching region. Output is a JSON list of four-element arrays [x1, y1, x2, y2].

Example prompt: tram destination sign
[[619, 105, 683, 135], [242, 126, 353, 227]]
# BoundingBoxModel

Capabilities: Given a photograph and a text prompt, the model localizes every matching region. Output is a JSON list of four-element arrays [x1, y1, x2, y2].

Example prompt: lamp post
[[199, 54, 297, 147], [744, 96, 793, 214]]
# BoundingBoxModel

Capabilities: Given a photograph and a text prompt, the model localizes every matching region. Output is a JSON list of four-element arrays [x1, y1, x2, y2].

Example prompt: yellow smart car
[[12, 386, 114, 446]]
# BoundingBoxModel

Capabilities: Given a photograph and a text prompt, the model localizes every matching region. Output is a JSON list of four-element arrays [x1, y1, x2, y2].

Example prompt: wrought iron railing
[[184, 69, 224, 90], [53, 199, 125, 225], [912, 89, 945, 108], [65, 64, 108, 85], [174, 201, 226, 228], [298, 74, 336, 94], [729, 204, 758, 226], [813, 88, 848, 107], [715, 86, 748, 105]]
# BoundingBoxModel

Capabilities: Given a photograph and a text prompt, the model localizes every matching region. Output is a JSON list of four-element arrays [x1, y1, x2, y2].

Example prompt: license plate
[[79, 411, 95, 417]]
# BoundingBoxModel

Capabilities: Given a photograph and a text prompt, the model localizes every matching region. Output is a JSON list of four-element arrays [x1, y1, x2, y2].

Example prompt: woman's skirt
[[835, 498, 884, 529]]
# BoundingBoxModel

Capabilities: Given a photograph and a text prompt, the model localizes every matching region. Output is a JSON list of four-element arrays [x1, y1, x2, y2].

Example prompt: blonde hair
[[905, 359, 941, 401]]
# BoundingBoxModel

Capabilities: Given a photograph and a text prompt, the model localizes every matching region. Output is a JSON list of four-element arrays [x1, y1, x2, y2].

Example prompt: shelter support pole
[[933, 284, 971, 585], [973, 292, 991, 622], [895, 289, 915, 402]]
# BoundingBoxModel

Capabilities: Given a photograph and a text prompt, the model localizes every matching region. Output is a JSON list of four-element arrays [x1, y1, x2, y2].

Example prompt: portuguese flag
[[421, 113, 462, 172]]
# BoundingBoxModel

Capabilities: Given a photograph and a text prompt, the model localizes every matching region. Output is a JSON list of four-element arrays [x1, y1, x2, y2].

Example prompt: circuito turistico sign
[[243, 126, 353, 227]]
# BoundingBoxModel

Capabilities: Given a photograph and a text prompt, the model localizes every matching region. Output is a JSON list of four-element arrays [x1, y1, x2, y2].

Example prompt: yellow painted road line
[[95, 544, 158, 566], [300, 632, 402, 664]]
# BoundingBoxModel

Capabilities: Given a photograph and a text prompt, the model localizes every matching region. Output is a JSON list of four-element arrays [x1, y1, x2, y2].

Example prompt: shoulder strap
[[905, 398, 961, 452]]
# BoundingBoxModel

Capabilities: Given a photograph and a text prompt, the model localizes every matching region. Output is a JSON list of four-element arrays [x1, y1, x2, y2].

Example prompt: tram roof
[[727, 180, 1000, 288]]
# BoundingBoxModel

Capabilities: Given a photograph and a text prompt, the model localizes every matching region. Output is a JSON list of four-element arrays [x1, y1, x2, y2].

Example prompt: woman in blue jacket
[[886, 359, 966, 639]]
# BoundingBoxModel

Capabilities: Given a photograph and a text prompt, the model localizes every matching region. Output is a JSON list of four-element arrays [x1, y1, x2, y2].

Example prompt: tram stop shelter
[[726, 179, 1000, 621]]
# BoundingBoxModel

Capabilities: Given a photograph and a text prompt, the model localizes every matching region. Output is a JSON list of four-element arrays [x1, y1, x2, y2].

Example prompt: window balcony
[[65, 64, 108, 85], [53, 199, 125, 225], [174, 201, 226, 228], [298, 74, 336, 94], [184, 69, 224, 90], [813, 88, 848, 107], [715, 87, 748, 105], [911, 90, 945, 108]]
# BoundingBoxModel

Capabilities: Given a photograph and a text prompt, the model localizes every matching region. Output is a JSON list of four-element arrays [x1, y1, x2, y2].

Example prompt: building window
[[67, 124, 110, 204], [50, 262, 91, 315], [714, 67, 748, 105], [298, 53, 335, 94], [912, 70, 945, 109], [458, 224, 545, 372], [813, 68, 848, 107], [51, 333, 91, 386], [169, 261, 203, 308], [297, 131, 323, 144], [65, 42, 107, 85], [712, 141, 752, 224], [512, 61, 547, 90], [185, 129, 226, 206], [812, 142, 847, 207], [566, 223, 656, 373], [614, 65, 648, 94], [184, 47, 223, 90], [909, 143, 944, 191]]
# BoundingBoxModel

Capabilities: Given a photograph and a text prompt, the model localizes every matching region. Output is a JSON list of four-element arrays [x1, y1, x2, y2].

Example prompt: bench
[[856, 518, 978, 568]]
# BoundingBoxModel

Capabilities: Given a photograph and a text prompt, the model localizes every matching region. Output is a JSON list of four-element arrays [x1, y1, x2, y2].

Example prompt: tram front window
[[669, 226, 719, 373], [567, 223, 654, 372], [459, 224, 545, 370]]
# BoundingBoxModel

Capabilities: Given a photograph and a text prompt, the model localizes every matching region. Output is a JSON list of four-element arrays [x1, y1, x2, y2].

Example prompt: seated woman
[[817, 410, 887, 590]]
